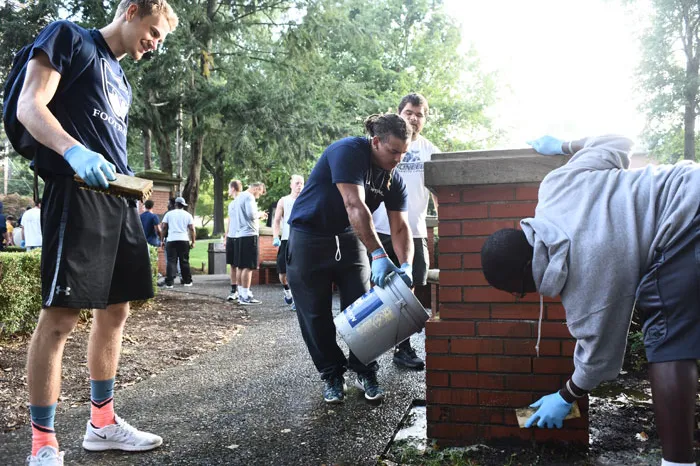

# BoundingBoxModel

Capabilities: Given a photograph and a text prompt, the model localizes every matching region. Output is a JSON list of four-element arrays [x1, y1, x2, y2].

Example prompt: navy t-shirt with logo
[[28, 21, 133, 176], [140, 211, 161, 247], [289, 137, 407, 236]]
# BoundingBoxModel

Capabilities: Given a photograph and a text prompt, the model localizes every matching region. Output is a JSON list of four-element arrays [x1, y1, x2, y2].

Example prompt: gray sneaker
[[355, 372, 384, 400], [238, 296, 261, 305], [227, 291, 239, 302]]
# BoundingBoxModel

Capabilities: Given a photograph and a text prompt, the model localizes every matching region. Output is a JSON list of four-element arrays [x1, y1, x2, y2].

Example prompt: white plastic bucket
[[334, 273, 430, 365]]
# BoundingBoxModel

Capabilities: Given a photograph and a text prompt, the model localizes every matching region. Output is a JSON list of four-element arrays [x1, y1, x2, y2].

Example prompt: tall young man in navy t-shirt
[[287, 114, 415, 403], [15, 1, 178, 464]]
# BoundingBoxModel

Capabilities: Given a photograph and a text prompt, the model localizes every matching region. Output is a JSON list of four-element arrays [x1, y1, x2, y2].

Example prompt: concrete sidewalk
[[0, 275, 426, 465]]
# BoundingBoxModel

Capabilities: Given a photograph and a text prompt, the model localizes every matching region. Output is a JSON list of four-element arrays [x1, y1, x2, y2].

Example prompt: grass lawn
[[188, 238, 222, 272]]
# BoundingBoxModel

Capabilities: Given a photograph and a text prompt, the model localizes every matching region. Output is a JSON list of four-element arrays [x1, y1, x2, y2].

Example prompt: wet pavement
[[0, 275, 426, 465]]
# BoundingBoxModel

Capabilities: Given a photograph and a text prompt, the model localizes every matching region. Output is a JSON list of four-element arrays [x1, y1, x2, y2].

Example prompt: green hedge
[[0, 248, 42, 335], [195, 226, 210, 239], [0, 246, 160, 336]]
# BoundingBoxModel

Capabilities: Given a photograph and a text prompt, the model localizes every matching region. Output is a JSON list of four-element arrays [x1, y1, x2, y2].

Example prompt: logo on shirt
[[398, 149, 424, 173], [100, 58, 129, 122]]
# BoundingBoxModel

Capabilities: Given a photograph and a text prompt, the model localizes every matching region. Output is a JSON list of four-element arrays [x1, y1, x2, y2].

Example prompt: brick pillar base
[[424, 150, 587, 447]]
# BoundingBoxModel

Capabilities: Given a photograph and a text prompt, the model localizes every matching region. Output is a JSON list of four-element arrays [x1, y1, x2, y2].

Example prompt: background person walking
[[161, 197, 195, 288], [272, 174, 304, 310]]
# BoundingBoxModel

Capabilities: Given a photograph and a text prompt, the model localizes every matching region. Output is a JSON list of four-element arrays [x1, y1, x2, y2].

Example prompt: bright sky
[[443, 0, 650, 148]]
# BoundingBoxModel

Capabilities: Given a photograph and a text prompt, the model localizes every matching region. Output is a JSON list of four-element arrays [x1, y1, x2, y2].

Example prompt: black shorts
[[377, 233, 429, 287], [236, 235, 258, 270], [41, 175, 153, 309], [635, 213, 700, 363], [226, 237, 238, 266], [276, 239, 288, 274]]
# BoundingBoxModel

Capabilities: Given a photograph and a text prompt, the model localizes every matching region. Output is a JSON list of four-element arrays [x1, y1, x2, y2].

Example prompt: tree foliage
[[636, 0, 699, 161], [1, 0, 499, 234]]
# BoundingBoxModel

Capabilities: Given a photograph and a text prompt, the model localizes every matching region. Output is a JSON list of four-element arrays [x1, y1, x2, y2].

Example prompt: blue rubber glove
[[526, 136, 566, 156], [370, 248, 400, 288], [524, 392, 573, 429], [63, 144, 117, 189], [272, 237, 281, 247], [397, 262, 413, 288], [20, 240, 25, 248]]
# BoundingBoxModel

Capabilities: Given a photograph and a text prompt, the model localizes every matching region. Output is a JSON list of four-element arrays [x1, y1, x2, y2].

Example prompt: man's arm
[[336, 183, 382, 252], [188, 224, 196, 248], [387, 210, 414, 265], [160, 222, 168, 245], [272, 198, 285, 239], [16, 52, 81, 156]]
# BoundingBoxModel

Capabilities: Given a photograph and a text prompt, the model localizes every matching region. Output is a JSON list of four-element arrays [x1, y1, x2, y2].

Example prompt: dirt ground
[[381, 372, 700, 466], [2, 292, 699, 465], [0, 292, 249, 433]]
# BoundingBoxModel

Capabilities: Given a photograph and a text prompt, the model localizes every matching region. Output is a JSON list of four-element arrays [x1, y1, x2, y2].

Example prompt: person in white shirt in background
[[21, 201, 43, 251], [272, 174, 304, 310], [224, 179, 243, 302], [372, 93, 439, 370], [161, 197, 195, 288]]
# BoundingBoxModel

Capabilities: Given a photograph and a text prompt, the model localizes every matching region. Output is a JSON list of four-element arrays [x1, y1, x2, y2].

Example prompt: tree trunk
[[681, 3, 699, 160], [212, 148, 225, 236], [682, 56, 698, 160], [182, 115, 204, 215], [155, 128, 174, 175], [143, 128, 152, 170]]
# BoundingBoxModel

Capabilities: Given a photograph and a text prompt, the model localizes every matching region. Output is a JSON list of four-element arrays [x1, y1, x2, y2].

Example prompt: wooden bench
[[257, 260, 279, 285]]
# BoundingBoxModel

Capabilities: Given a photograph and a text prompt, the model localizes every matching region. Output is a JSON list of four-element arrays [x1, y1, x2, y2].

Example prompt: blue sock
[[30, 403, 57, 430], [90, 378, 114, 403]]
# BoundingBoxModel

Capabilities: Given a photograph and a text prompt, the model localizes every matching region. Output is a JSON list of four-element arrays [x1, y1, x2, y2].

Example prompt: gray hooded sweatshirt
[[521, 135, 700, 391]]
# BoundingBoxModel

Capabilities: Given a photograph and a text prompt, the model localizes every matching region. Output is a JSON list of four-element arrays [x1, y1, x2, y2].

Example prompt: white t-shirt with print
[[162, 209, 194, 242], [21, 207, 42, 247], [372, 136, 439, 238]]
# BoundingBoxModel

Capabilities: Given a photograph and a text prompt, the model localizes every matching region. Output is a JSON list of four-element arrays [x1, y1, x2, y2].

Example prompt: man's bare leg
[[88, 302, 129, 381], [648, 360, 697, 464], [27, 307, 81, 454]]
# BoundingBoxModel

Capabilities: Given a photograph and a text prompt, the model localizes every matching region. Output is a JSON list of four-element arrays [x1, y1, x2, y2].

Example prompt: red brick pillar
[[424, 149, 588, 447]]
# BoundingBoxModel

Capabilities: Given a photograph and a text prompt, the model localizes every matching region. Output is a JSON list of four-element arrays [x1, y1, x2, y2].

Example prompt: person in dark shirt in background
[[140, 199, 161, 247]]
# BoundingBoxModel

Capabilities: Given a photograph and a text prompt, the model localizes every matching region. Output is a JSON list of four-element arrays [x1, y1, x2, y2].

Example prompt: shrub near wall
[[0, 247, 160, 336], [0, 249, 42, 335]]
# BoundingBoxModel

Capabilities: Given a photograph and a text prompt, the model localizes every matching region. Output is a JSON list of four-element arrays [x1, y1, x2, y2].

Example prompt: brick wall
[[423, 150, 586, 447], [426, 183, 588, 446], [149, 187, 171, 276]]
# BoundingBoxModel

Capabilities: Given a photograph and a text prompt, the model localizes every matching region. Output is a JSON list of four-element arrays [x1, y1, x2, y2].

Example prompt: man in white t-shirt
[[272, 174, 304, 310], [21, 202, 43, 250], [161, 197, 196, 288], [372, 93, 439, 370]]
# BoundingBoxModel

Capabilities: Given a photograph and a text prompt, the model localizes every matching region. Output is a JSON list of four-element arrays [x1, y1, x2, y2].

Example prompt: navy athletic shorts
[[226, 237, 238, 266], [41, 175, 153, 309], [635, 212, 700, 363]]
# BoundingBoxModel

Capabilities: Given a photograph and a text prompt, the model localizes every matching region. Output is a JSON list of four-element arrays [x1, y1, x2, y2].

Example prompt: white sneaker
[[227, 291, 239, 302], [27, 446, 64, 465], [82, 415, 162, 452]]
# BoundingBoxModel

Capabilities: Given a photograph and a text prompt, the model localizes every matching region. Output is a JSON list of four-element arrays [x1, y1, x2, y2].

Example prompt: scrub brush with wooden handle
[[73, 173, 153, 203]]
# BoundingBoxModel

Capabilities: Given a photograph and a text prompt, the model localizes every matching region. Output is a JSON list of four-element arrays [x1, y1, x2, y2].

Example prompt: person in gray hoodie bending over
[[480, 134, 700, 466]]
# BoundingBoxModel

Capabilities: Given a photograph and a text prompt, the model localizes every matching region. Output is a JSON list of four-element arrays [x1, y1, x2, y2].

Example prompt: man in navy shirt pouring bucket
[[287, 113, 414, 404], [11, 1, 178, 464]]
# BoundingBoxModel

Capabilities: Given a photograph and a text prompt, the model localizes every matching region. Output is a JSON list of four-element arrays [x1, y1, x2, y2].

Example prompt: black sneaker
[[393, 346, 425, 370], [323, 375, 346, 404], [355, 372, 384, 401]]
